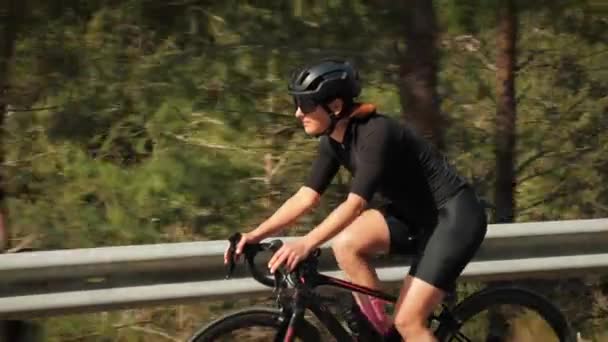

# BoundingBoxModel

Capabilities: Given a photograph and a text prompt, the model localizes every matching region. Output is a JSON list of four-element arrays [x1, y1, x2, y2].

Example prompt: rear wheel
[[436, 287, 575, 342], [188, 307, 322, 342]]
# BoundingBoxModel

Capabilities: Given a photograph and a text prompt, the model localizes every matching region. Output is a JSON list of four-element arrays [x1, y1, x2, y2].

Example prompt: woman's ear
[[327, 98, 344, 115]]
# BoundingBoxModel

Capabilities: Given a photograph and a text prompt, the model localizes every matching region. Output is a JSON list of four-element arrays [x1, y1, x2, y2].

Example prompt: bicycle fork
[[276, 288, 306, 342]]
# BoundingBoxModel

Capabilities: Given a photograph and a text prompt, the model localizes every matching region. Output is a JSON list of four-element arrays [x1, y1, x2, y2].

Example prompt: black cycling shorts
[[381, 186, 488, 292]]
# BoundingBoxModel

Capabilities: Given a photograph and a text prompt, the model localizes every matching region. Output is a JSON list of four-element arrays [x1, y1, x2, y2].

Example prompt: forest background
[[0, 0, 607, 340]]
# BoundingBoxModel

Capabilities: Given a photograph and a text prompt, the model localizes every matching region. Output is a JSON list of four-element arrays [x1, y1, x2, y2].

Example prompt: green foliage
[[2, 0, 607, 340]]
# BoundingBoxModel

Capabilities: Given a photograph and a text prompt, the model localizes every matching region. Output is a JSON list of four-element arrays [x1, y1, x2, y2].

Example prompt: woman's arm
[[303, 192, 366, 249], [249, 186, 320, 240]]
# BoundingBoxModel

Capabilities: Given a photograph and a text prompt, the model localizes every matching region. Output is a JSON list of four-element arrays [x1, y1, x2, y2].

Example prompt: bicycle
[[188, 233, 575, 341]]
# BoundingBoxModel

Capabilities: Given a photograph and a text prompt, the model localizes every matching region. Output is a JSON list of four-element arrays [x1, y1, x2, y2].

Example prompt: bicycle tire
[[188, 307, 322, 342], [435, 286, 575, 342]]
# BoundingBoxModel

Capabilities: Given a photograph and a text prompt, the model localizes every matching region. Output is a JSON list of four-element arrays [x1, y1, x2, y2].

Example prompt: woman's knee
[[331, 229, 362, 262], [394, 314, 429, 336], [393, 277, 445, 339], [394, 309, 437, 340], [333, 210, 389, 258]]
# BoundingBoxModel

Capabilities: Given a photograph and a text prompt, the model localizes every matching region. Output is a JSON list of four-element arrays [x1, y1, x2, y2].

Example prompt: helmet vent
[[308, 76, 324, 91], [298, 71, 310, 85]]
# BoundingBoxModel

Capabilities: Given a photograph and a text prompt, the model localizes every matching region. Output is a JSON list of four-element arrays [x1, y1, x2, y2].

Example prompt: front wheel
[[435, 286, 575, 342], [188, 307, 322, 342]]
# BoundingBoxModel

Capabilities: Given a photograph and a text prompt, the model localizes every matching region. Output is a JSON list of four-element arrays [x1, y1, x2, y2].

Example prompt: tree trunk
[[0, 2, 39, 342], [494, 0, 517, 224], [0, 0, 21, 254], [398, 0, 444, 150], [487, 1, 518, 340], [0, 2, 12, 340]]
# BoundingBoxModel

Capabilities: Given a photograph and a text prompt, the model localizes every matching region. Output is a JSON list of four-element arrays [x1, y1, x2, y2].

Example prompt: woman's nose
[[294, 108, 304, 119]]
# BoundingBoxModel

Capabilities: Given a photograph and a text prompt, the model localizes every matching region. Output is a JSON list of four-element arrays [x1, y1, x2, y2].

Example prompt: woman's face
[[294, 106, 331, 136], [293, 98, 331, 136]]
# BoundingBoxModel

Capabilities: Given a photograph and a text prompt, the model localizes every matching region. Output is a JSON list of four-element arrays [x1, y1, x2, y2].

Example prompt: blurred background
[[0, 0, 607, 340]]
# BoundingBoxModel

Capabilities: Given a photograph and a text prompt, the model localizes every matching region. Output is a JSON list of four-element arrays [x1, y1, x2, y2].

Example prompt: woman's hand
[[268, 238, 314, 274], [224, 231, 262, 265]]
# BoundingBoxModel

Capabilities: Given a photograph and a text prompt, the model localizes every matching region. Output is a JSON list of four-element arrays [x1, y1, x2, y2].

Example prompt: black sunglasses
[[293, 96, 318, 114]]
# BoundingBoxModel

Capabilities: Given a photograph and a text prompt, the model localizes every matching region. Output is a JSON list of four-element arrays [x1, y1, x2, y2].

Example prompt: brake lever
[[268, 239, 283, 252], [226, 252, 236, 279], [225, 233, 242, 280]]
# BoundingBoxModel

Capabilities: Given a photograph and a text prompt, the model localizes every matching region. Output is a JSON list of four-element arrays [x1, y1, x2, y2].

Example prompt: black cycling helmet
[[288, 58, 361, 136]]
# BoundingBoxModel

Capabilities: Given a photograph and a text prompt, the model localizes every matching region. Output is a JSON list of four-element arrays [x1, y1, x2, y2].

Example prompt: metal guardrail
[[1, 218, 607, 319]]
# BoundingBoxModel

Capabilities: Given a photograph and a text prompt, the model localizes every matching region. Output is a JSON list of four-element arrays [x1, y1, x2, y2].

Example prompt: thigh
[[394, 275, 445, 324], [334, 209, 391, 256], [410, 187, 487, 291]]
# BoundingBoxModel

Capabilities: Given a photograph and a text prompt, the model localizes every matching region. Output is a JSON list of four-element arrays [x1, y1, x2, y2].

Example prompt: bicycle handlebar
[[226, 233, 284, 288]]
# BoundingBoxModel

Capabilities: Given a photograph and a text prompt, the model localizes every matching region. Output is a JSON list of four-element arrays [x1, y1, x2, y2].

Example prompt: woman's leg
[[331, 209, 394, 333], [393, 276, 445, 341], [331, 208, 391, 289], [393, 186, 488, 340]]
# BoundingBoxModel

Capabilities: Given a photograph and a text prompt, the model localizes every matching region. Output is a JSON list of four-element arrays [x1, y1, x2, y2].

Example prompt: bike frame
[[277, 271, 399, 342], [225, 236, 455, 342]]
